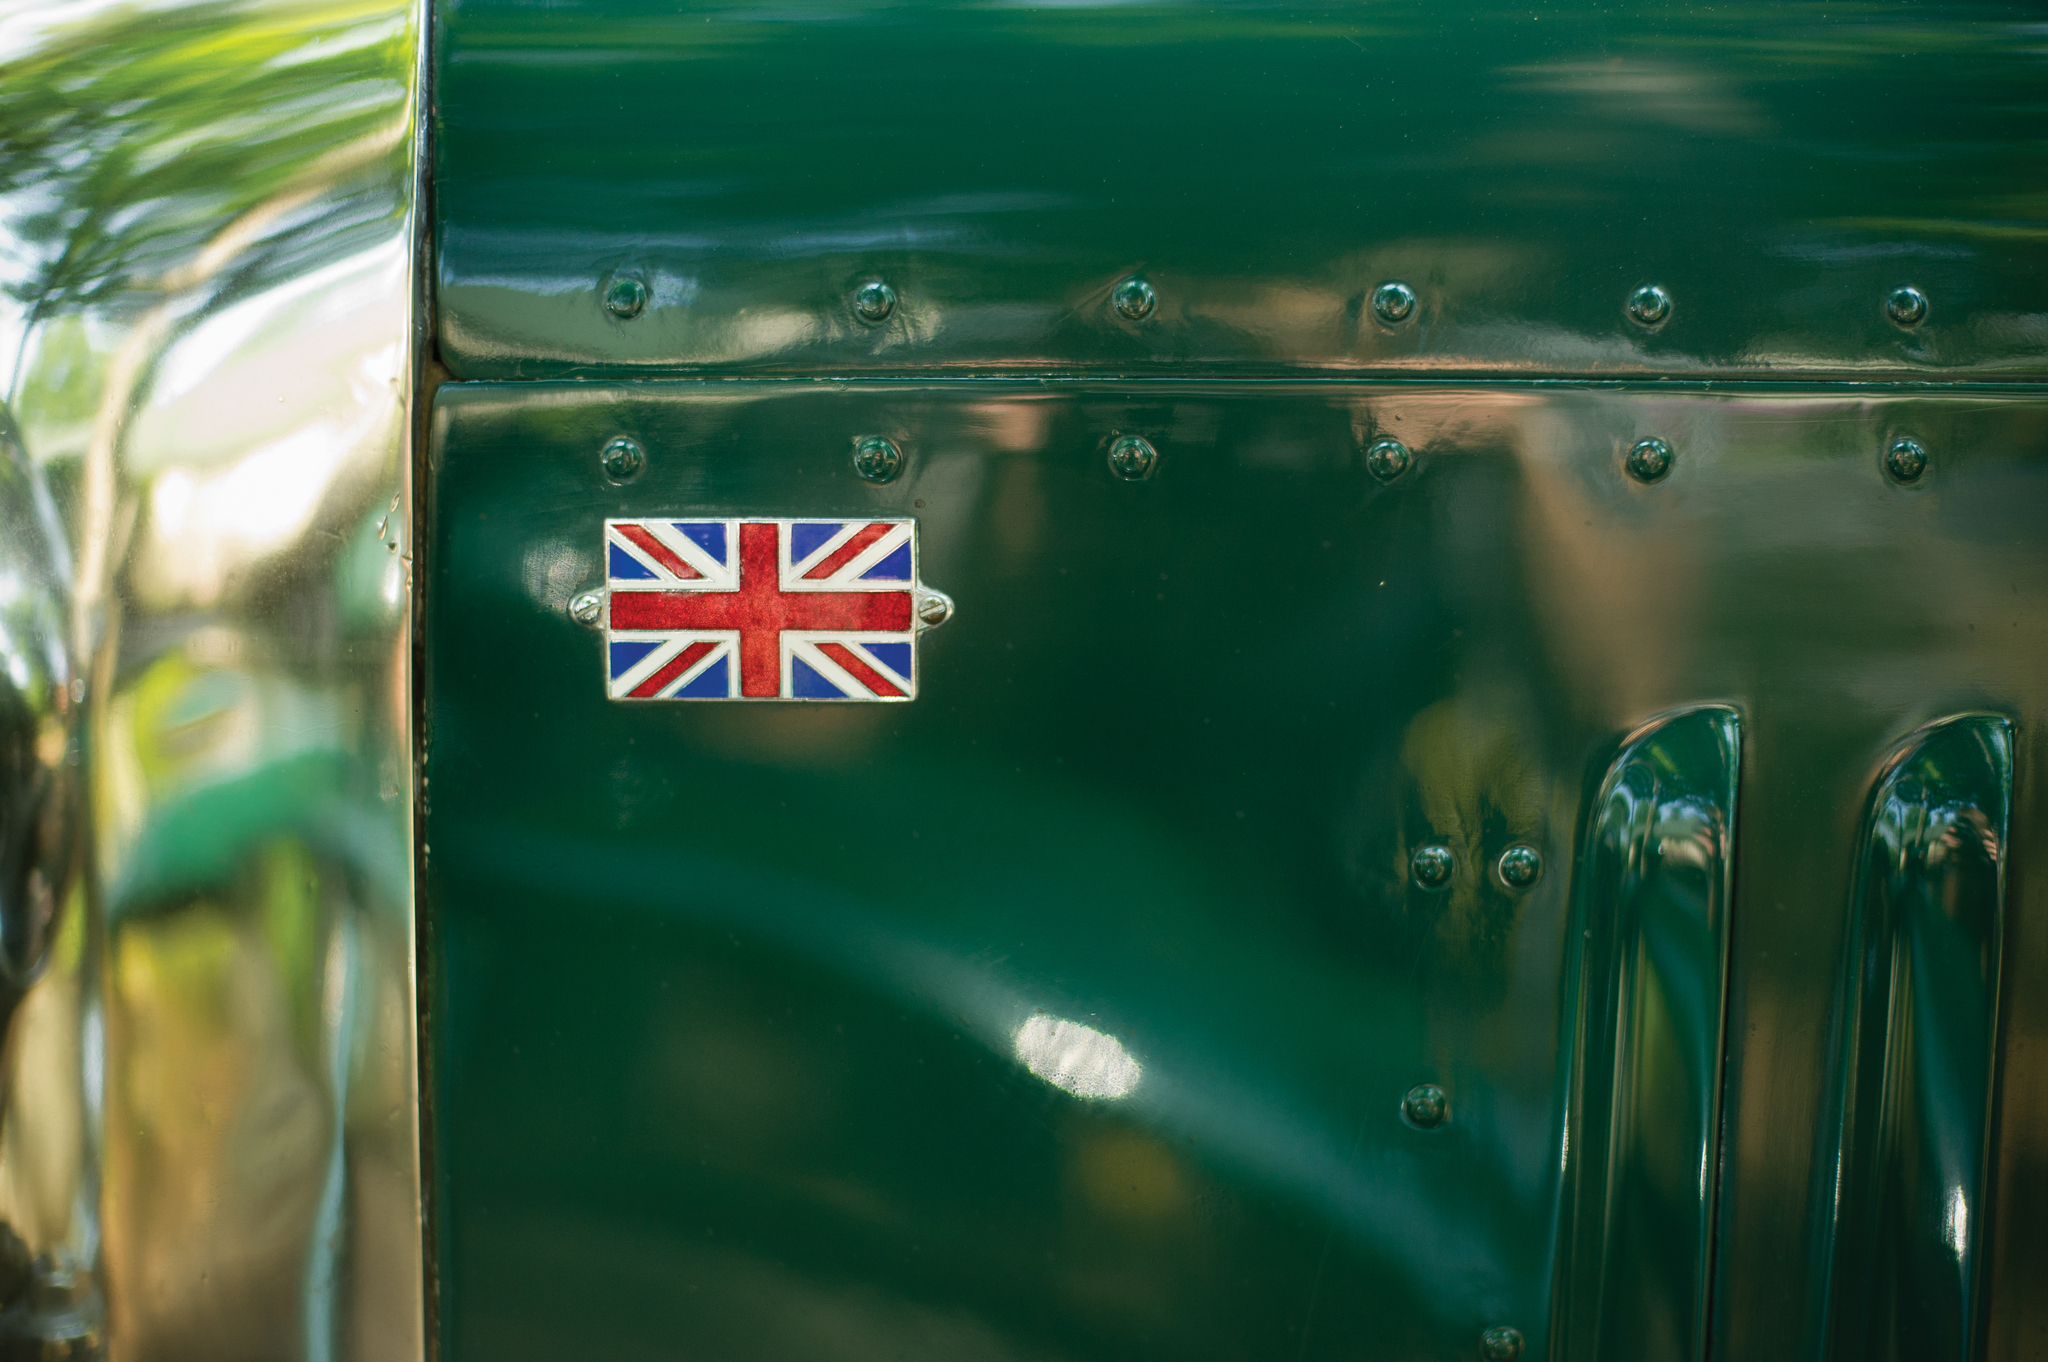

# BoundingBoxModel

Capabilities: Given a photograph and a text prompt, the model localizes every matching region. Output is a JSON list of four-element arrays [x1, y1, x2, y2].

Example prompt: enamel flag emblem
[[601, 518, 952, 701]]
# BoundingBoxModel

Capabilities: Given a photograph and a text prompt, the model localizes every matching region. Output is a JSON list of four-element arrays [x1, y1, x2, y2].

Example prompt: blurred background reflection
[[0, 0, 421, 1357]]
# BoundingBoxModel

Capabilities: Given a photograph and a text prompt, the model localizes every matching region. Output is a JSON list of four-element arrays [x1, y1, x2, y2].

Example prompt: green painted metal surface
[[422, 382, 2048, 1361], [1827, 715, 2013, 1362], [431, 0, 2048, 380], [1562, 706, 1739, 1362]]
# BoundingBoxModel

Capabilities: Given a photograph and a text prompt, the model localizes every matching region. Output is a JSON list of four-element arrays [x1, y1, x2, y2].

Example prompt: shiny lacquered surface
[[0, 414, 76, 1035], [1826, 715, 2012, 1362], [1562, 706, 1738, 1362], [425, 380, 2048, 1362], [433, 0, 2048, 380], [0, 0, 425, 1354]]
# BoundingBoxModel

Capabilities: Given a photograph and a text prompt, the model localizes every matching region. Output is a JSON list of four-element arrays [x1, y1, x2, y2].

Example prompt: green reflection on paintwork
[[425, 379, 2048, 1362], [426, 381, 1587, 1362], [1824, 715, 2012, 1362], [433, 0, 2048, 378], [1558, 705, 1739, 1362]]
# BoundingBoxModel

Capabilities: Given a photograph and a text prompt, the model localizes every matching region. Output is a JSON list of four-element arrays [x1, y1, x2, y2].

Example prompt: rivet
[[1480, 1326, 1526, 1362], [1401, 1082, 1449, 1130], [1371, 280, 1417, 325], [1107, 434, 1159, 482], [1411, 844, 1453, 889], [568, 591, 604, 626], [852, 280, 897, 324], [1112, 276, 1157, 321], [1626, 284, 1672, 328], [1625, 437, 1673, 484], [1365, 437, 1412, 483], [1885, 285, 1929, 328], [600, 435, 645, 483], [852, 435, 904, 484], [603, 274, 648, 320], [1498, 844, 1542, 888], [1885, 437, 1928, 484]]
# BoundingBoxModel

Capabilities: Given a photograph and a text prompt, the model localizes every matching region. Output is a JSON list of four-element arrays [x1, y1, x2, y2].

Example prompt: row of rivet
[[1406, 823, 1535, 1306], [598, 429, 1933, 489], [1396, 1080, 1525, 1358], [1410, 842, 1543, 891], [596, 431, 1154, 487], [1406, 836, 1531, 1359], [1297, 823, 1539, 1353], [1621, 434, 1931, 486], [599, 271, 1936, 332]]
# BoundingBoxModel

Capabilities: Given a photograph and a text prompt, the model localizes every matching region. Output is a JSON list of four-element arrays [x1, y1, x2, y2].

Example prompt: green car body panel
[[419, 3, 2048, 1361], [430, 0, 2048, 381], [423, 381, 2044, 1362], [19, 0, 2048, 1352]]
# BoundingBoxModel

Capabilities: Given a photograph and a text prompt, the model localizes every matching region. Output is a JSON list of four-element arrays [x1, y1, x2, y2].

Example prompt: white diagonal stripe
[[835, 522, 913, 581]]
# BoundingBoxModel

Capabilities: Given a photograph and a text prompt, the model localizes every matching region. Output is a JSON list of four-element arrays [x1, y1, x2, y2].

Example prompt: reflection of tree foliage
[[0, 0, 411, 311]]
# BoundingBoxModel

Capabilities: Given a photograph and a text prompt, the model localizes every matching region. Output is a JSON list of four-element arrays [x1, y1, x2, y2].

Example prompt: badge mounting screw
[[569, 591, 604, 626], [1886, 285, 1929, 328], [1112, 276, 1156, 321], [852, 280, 897, 324], [1371, 280, 1416, 325], [852, 435, 904, 484], [1107, 435, 1159, 481], [603, 274, 648, 320], [1626, 284, 1672, 327], [1401, 1082, 1448, 1129], [600, 436, 645, 483], [1626, 437, 1673, 484]]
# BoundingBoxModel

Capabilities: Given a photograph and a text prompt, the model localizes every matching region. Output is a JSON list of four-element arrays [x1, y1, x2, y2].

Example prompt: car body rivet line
[[1412, 844, 1453, 888], [1371, 280, 1416, 325], [1499, 844, 1542, 888], [1480, 1325, 1526, 1361], [1886, 285, 1929, 328], [852, 280, 897, 324], [1626, 284, 1672, 327], [1365, 437, 1412, 483], [602, 274, 648, 320], [1886, 436, 1929, 483], [1112, 276, 1156, 321], [1401, 1082, 1449, 1129], [1626, 436, 1673, 484], [1107, 434, 1159, 481]]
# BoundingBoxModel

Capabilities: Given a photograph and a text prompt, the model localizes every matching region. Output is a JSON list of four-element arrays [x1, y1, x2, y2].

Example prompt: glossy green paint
[[1562, 706, 1739, 1362], [431, 0, 2048, 380], [422, 381, 2048, 1362], [1827, 715, 2012, 1362]]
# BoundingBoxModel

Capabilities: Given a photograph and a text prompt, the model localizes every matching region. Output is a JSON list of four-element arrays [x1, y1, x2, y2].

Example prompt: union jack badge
[[599, 518, 953, 701]]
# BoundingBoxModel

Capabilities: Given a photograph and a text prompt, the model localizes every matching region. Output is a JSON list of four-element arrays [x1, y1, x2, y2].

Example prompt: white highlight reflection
[[1946, 1186, 1969, 1261], [1012, 1014, 1141, 1099]]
